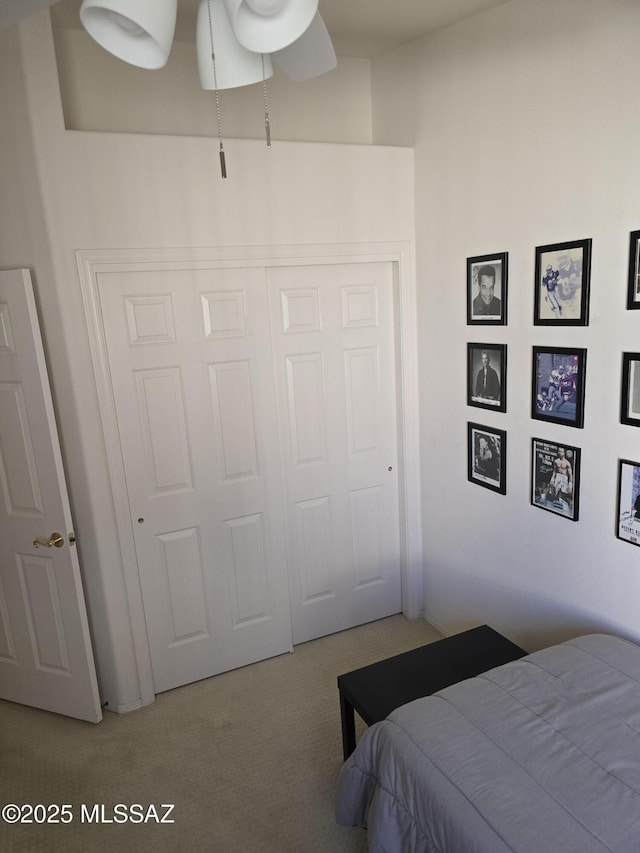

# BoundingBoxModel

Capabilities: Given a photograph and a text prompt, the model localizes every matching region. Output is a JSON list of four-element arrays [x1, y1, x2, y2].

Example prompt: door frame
[[77, 242, 422, 708]]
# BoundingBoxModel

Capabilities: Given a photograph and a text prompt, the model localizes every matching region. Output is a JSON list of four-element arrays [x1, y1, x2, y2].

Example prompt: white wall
[[0, 11, 415, 711], [53, 26, 373, 144], [372, 0, 640, 650]]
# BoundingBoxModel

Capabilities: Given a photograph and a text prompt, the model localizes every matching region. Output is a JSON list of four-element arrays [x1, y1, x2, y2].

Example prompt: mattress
[[335, 634, 640, 852]]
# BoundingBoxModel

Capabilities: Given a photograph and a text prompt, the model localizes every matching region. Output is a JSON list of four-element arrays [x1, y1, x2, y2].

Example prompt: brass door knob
[[33, 532, 64, 549]]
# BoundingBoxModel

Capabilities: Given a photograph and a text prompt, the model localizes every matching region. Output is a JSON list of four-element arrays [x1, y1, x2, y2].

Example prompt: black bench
[[337, 624, 526, 759]]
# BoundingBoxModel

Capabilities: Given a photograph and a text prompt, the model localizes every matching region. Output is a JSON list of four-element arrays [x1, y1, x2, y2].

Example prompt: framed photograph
[[467, 252, 508, 325], [534, 238, 591, 325], [532, 346, 586, 428], [620, 352, 640, 426], [468, 422, 506, 494], [626, 230, 640, 310], [616, 459, 640, 546], [467, 343, 506, 413], [531, 438, 580, 522]]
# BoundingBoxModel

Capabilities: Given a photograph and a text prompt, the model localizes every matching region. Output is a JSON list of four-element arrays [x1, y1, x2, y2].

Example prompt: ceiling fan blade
[[272, 12, 336, 82]]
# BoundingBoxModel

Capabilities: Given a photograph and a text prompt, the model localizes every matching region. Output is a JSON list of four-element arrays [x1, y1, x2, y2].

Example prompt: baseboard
[[104, 697, 146, 714], [422, 613, 450, 636]]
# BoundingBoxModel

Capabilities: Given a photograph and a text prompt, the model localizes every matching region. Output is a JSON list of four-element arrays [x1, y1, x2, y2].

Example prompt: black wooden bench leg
[[340, 691, 357, 760]]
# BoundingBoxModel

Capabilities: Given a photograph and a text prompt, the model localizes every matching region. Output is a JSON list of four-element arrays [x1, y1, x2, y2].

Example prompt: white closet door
[[267, 262, 402, 644], [97, 267, 292, 693]]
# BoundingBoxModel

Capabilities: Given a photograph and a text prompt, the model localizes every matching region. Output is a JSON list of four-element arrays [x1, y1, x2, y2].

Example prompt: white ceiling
[[4, 0, 514, 59]]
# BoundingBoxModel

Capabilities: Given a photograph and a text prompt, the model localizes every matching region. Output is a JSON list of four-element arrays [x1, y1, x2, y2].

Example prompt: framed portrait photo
[[467, 343, 506, 413], [620, 352, 640, 426], [616, 459, 640, 547], [626, 230, 640, 310], [467, 252, 508, 325], [534, 238, 591, 325], [531, 438, 580, 522], [532, 346, 586, 428], [468, 422, 506, 494]]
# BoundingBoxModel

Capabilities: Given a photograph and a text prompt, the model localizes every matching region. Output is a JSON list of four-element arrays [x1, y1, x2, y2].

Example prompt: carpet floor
[[0, 614, 442, 852]]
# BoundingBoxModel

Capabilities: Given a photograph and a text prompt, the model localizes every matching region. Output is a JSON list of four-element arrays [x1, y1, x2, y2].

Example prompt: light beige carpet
[[0, 615, 442, 853]]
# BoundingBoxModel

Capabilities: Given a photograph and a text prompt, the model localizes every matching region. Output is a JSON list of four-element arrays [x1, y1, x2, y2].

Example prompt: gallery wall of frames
[[466, 231, 640, 546]]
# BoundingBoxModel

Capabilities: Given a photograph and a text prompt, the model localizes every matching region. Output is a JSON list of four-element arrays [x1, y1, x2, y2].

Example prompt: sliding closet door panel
[[268, 263, 401, 644], [97, 267, 292, 693]]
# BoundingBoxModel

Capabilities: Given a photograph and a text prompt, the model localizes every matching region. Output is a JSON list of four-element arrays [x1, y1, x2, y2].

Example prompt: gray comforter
[[335, 633, 640, 852]]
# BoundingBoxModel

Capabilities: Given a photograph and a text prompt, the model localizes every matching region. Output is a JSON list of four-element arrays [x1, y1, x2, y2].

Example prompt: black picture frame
[[616, 459, 640, 546], [626, 230, 640, 310], [531, 438, 580, 522], [532, 346, 586, 428], [620, 352, 640, 426], [534, 238, 591, 325], [467, 252, 508, 325], [468, 422, 506, 494], [467, 343, 507, 413]]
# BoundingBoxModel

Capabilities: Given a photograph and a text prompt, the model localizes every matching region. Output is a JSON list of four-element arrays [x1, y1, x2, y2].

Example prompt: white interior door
[[0, 270, 101, 722], [97, 266, 293, 693], [267, 263, 402, 644]]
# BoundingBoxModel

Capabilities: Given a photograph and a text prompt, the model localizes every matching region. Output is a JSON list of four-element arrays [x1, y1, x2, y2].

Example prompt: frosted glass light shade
[[79, 0, 177, 69], [273, 12, 336, 81], [222, 0, 317, 53], [197, 0, 273, 90]]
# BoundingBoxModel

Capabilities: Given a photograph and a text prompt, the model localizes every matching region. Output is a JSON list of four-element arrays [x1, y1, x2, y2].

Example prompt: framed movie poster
[[468, 422, 506, 494], [620, 352, 640, 426], [531, 346, 586, 428], [531, 438, 580, 522], [467, 343, 507, 413], [467, 252, 508, 325], [626, 230, 640, 310], [534, 238, 591, 325], [616, 459, 640, 546]]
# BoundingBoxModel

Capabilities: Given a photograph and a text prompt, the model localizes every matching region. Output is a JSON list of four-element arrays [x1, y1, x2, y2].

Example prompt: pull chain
[[207, 0, 227, 178], [262, 54, 271, 149], [215, 90, 227, 179]]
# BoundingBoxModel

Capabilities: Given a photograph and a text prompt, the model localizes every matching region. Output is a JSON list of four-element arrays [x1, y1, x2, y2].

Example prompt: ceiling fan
[[78, 0, 336, 82], [1, 0, 336, 82], [2, 0, 337, 177]]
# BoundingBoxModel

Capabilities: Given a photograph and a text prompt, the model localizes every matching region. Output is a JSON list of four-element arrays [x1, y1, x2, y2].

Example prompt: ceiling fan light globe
[[273, 12, 336, 81], [244, 0, 287, 16], [196, 0, 273, 90], [79, 0, 177, 69], [222, 0, 318, 53], [106, 11, 145, 35]]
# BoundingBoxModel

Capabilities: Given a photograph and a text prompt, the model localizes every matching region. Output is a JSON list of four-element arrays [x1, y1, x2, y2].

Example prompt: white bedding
[[335, 634, 640, 852]]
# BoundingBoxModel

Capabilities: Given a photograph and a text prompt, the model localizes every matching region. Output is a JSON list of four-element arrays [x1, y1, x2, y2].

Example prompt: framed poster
[[531, 438, 580, 522], [616, 459, 640, 546], [467, 343, 506, 413], [468, 422, 506, 494], [626, 230, 640, 310], [467, 252, 508, 325], [534, 238, 591, 325], [620, 352, 640, 426], [532, 346, 586, 428]]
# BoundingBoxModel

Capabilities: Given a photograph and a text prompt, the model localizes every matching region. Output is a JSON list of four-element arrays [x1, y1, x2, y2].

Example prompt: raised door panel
[[16, 553, 71, 675], [134, 367, 194, 495], [156, 527, 210, 647], [208, 361, 259, 480], [0, 382, 44, 516]]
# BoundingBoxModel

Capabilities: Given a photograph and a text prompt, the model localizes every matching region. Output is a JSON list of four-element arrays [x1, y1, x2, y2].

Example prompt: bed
[[335, 633, 640, 852]]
